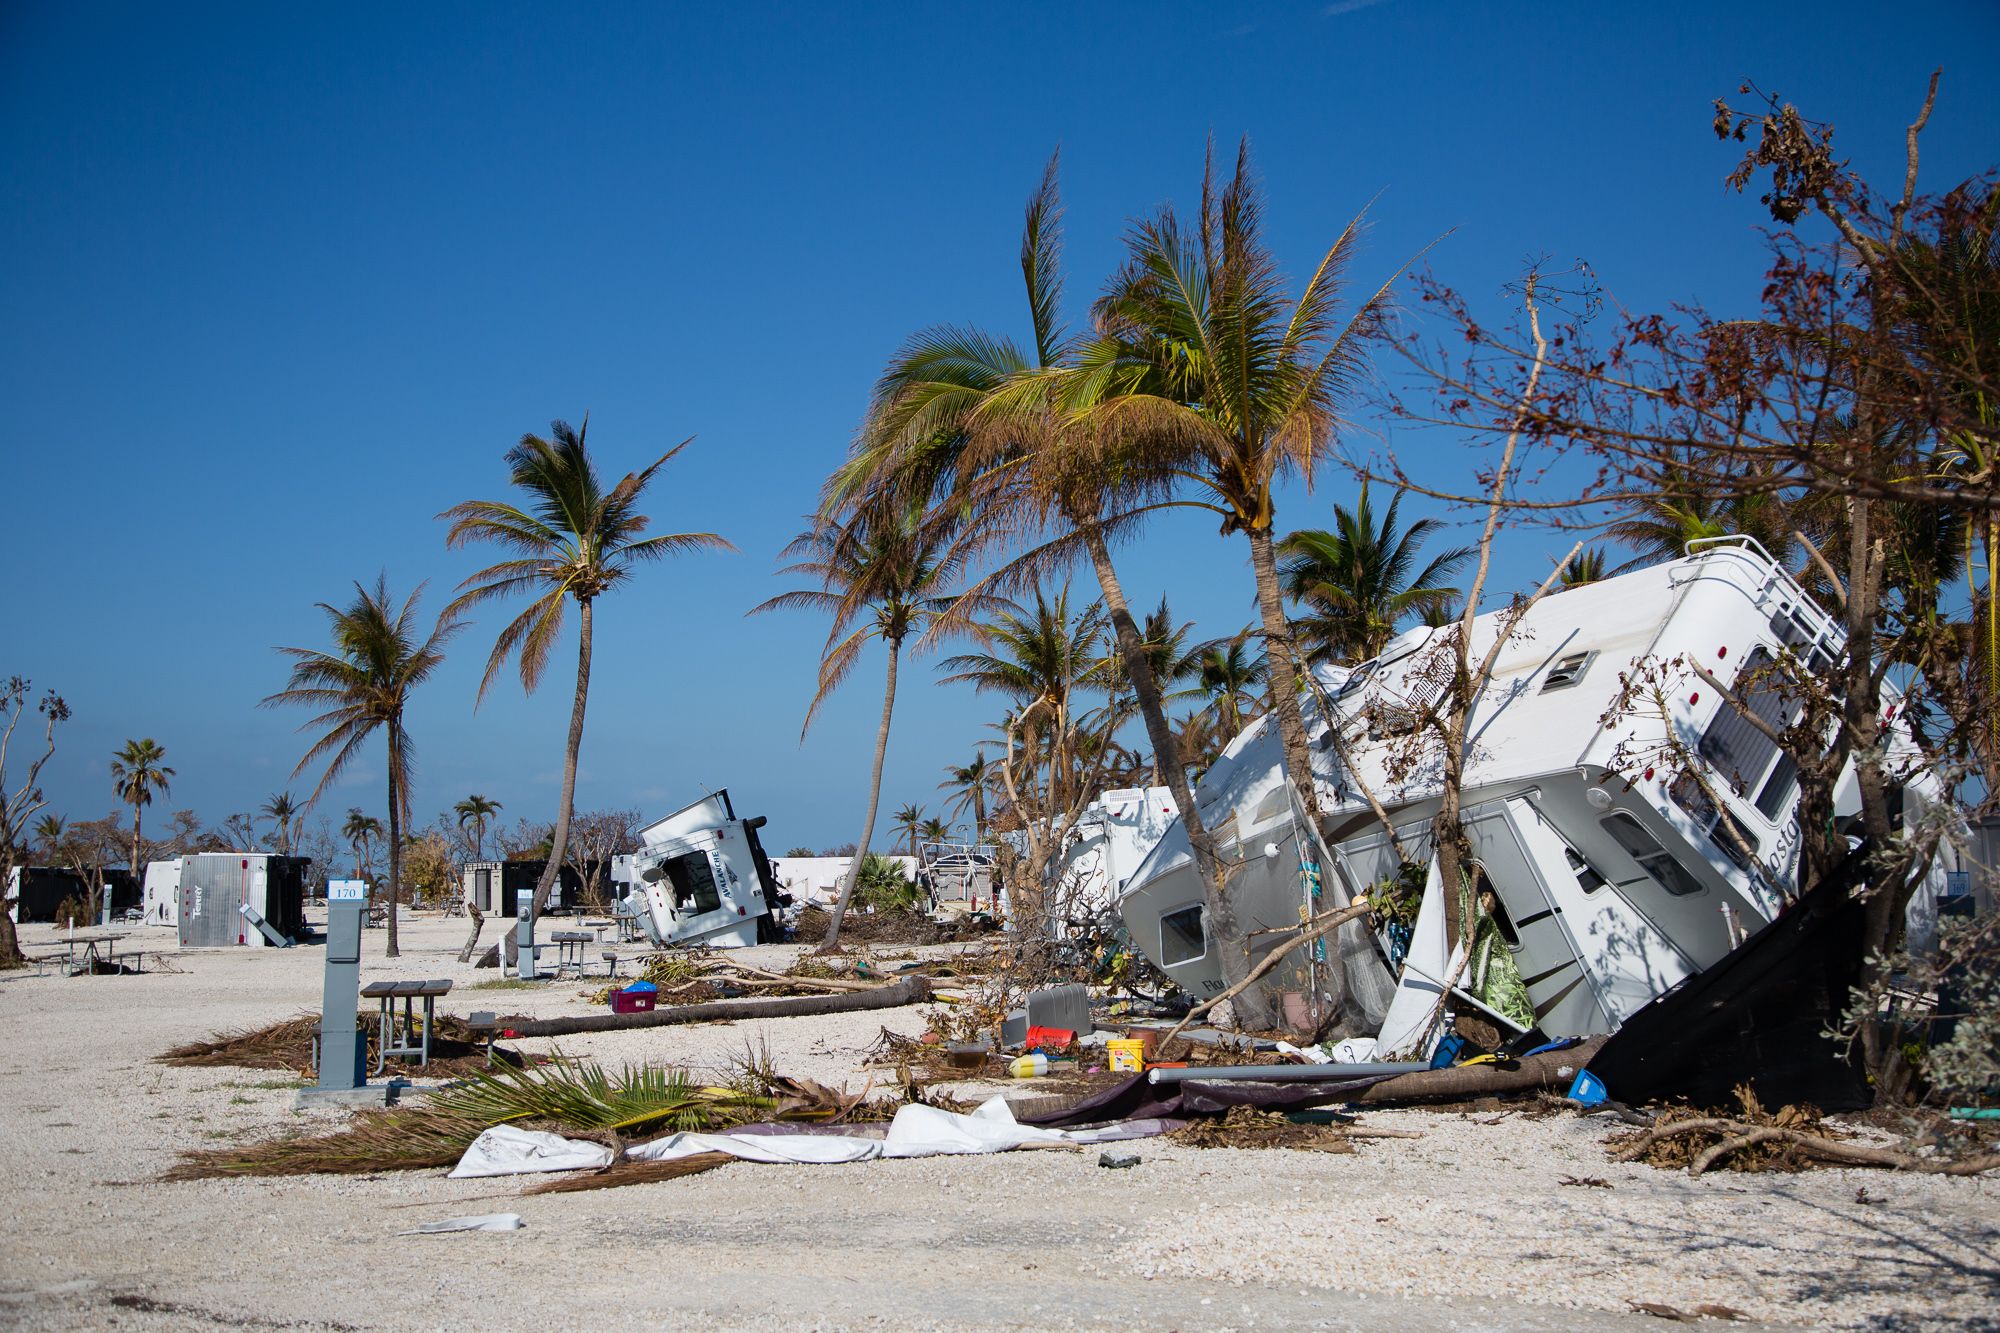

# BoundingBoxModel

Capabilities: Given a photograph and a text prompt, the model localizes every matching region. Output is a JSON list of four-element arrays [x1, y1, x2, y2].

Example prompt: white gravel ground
[[2, 913, 1994, 1333]]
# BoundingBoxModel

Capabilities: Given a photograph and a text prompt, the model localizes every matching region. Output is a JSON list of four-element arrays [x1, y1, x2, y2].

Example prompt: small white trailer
[[143, 859, 183, 926]]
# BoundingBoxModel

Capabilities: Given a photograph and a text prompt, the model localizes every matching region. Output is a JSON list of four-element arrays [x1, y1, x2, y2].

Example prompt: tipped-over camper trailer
[[1114, 538, 1962, 1055], [172, 854, 310, 947], [615, 790, 791, 947]]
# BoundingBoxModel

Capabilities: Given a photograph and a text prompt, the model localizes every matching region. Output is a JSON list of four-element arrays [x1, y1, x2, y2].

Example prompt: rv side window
[[1159, 905, 1206, 965], [1667, 773, 1758, 871], [1698, 648, 1789, 795], [1540, 650, 1597, 693], [664, 852, 722, 915], [1563, 846, 1607, 894], [474, 869, 491, 912], [1755, 754, 1800, 819], [1470, 866, 1519, 947], [1338, 663, 1375, 698], [1600, 813, 1707, 897]]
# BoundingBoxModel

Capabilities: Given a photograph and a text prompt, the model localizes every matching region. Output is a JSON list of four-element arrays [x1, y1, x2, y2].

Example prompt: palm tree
[[938, 754, 992, 845], [749, 503, 984, 953], [918, 814, 952, 846], [1277, 484, 1473, 665], [342, 808, 383, 882], [891, 804, 926, 857], [440, 418, 732, 928], [1606, 477, 1796, 573], [263, 576, 461, 957], [32, 813, 66, 861], [259, 792, 300, 856], [836, 154, 1246, 966], [1192, 631, 1269, 743], [110, 739, 172, 918], [455, 794, 503, 863], [1069, 141, 1419, 843], [1560, 547, 1612, 587]]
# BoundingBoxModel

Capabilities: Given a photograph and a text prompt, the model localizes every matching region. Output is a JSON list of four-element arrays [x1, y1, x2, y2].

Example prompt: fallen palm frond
[[161, 1054, 772, 1181], [520, 1150, 736, 1194], [160, 1104, 488, 1180], [1609, 1083, 1999, 1176]]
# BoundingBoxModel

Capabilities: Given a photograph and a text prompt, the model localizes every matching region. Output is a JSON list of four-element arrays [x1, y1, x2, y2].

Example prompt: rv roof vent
[[1540, 650, 1598, 693]]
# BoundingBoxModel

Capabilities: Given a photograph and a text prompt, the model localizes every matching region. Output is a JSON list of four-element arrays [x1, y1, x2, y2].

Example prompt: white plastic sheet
[[398, 1213, 525, 1234], [447, 1125, 612, 1179], [445, 1096, 1080, 1179]]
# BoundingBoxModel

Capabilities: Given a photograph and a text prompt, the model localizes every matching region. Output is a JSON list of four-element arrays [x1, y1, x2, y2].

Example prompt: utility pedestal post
[[516, 894, 537, 980], [296, 879, 399, 1108]]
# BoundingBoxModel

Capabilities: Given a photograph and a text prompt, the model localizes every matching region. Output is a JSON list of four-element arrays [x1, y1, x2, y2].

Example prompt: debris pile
[[1166, 1105, 1355, 1153]]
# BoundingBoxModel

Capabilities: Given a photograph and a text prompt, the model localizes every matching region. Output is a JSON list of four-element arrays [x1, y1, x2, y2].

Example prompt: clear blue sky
[[3, 2, 1994, 854]]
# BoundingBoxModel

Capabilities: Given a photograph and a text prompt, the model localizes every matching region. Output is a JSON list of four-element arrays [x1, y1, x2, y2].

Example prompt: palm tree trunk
[[823, 639, 899, 954], [1082, 524, 1263, 1018], [535, 597, 594, 920], [127, 805, 142, 928], [1247, 527, 1321, 818], [385, 720, 402, 959]]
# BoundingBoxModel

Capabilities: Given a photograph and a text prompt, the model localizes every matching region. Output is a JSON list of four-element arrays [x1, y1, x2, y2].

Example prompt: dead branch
[[1612, 1117, 2000, 1176]]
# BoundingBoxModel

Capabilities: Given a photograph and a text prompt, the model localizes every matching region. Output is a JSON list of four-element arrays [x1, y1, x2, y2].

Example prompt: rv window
[[1563, 846, 1607, 894], [1470, 867, 1519, 947], [1697, 648, 1789, 793], [1539, 651, 1597, 693], [1667, 773, 1758, 871], [1338, 664, 1375, 699], [474, 869, 491, 912], [1159, 905, 1206, 965], [1755, 754, 1800, 819], [1600, 813, 1707, 896], [663, 852, 723, 916], [1768, 604, 1812, 647]]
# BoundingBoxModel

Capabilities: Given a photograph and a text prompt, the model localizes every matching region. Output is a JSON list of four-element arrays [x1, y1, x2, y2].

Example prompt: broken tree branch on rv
[[1159, 901, 1374, 1047]]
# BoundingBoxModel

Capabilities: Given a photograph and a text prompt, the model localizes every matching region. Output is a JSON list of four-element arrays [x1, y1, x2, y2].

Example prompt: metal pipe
[[1146, 1061, 1427, 1084]]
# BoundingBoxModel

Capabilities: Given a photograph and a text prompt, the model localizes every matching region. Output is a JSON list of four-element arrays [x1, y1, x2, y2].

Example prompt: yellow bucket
[[1107, 1039, 1147, 1073]]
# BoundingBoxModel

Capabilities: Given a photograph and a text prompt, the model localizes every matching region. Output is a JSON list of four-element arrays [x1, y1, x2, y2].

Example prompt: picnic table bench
[[359, 978, 454, 1073]]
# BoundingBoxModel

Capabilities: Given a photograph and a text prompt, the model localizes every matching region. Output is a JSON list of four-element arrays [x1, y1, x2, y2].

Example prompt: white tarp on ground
[[447, 1097, 1078, 1179]]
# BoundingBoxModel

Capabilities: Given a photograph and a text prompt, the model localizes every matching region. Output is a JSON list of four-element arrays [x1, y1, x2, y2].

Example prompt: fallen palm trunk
[[710, 962, 888, 992], [1147, 1062, 1427, 1084], [503, 975, 932, 1037], [1351, 1039, 1604, 1103]]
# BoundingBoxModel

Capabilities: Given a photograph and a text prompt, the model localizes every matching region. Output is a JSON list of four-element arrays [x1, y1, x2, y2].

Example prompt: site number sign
[[328, 881, 366, 901]]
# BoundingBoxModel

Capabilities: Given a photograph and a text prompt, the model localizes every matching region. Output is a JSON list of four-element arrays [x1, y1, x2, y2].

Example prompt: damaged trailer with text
[[610, 789, 793, 947], [1111, 539, 1970, 1099]]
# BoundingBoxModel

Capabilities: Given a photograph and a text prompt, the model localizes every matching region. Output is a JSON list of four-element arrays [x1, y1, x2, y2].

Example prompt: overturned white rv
[[1114, 538, 1959, 1055], [613, 790, 791, 948]]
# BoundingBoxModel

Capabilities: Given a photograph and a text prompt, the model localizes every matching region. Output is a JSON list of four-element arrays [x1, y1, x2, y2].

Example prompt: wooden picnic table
[[359, 978, 454, 1072]]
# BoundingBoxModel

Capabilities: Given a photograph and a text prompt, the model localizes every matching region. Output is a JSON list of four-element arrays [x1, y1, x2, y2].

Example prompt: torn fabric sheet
[[446, 1096, 1093, 1179], [448, 1125, 613, 1178]]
